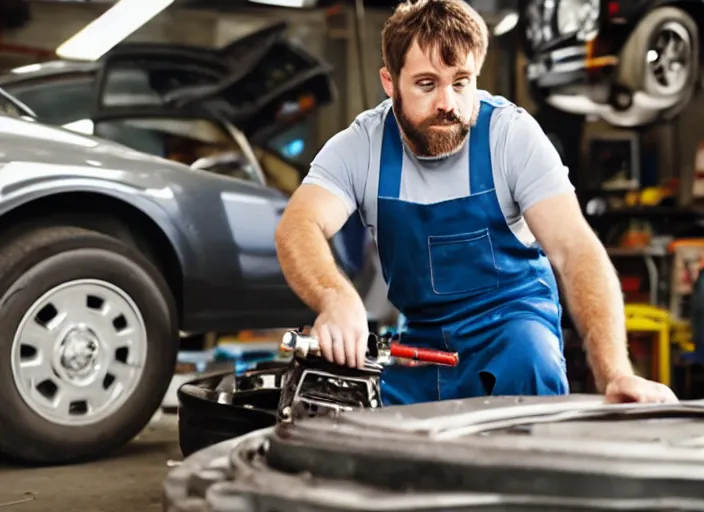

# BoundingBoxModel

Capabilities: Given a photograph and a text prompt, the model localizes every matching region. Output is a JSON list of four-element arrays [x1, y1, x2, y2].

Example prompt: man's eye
[[418, 81, 434, 89], [454, 79, 469, 88]]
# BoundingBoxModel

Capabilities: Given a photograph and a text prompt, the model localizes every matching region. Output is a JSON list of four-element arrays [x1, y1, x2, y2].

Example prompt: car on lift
[[518, 0, 702, 127], [0, 24, 369, 466]]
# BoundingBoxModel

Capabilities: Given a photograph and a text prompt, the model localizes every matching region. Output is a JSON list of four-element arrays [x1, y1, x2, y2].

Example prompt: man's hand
[[604, 374, 679, 404], [311, 289, 369, 369]]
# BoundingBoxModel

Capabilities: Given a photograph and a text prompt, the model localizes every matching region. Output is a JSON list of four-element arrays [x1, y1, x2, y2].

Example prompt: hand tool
[[280, 329, 459, 367]]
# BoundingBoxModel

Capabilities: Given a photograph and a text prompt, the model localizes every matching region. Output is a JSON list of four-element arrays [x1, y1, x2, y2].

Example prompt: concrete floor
[[0, 412, 181, 512]]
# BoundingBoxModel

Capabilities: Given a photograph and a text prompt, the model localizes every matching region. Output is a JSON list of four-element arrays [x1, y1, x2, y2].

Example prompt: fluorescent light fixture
[[247, 0, 318, 8], [56, 0, 175, 61], [493, 11, 519, 36]]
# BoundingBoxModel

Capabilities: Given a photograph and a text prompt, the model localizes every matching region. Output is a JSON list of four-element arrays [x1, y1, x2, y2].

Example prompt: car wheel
[[610, 7, 699, 124], [0, 224, 178, 465]]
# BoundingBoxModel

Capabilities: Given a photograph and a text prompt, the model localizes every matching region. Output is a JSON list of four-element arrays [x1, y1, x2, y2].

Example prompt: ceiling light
[[56, 0, 174, 61], [493, 11, 519, 36]]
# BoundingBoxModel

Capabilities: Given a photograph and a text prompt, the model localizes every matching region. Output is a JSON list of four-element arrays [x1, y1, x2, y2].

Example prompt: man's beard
[[393, 91, 478, 158]]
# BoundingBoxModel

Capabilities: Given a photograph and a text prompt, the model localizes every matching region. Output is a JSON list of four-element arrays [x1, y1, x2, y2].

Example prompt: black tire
[[0, 224, 178, 465], [615, 7, 699, 121], [177, 370, 281, 457]]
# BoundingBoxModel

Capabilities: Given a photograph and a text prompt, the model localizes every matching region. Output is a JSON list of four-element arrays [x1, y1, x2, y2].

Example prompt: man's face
[[382, 39, 479, 158]]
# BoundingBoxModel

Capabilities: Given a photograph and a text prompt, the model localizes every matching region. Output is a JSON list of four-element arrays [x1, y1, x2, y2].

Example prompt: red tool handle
[[389, 342, 459, 366]]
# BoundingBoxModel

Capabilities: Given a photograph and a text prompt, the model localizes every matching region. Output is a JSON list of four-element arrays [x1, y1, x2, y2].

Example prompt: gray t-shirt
[[302, 91, 574, 247]]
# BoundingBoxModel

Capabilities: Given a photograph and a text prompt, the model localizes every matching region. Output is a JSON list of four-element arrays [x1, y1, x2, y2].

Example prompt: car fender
[[0, 178, 195, 273]]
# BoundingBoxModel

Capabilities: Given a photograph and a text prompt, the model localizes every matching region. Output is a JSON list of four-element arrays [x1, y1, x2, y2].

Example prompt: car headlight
[[556, 0, 600, 40]]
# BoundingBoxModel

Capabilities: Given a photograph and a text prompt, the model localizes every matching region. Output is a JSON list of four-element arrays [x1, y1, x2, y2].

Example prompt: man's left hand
[[604, 374, 679, 404]]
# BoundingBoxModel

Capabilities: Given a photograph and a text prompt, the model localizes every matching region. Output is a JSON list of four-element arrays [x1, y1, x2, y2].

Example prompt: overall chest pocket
[[428, 228, 499, 295]]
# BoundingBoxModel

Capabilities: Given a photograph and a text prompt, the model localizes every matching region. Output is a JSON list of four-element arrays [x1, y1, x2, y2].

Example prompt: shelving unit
[[569, 117, 704, 392]]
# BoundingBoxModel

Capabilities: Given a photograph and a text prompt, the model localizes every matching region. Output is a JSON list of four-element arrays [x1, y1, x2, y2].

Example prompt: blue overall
[[377, 97, 570, 406]]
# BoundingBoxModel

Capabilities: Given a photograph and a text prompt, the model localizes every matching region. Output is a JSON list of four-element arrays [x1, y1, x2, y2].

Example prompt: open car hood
[[165, 394, 704, 511], [93, 21, 334, 139]]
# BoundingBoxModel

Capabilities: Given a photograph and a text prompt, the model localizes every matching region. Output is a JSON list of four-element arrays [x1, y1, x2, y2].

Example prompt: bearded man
[[274, 0, 677, 405]]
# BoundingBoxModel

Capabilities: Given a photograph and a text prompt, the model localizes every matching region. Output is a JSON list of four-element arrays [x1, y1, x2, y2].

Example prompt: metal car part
[[276, 355, 384, 424], [275, 328, 460, 424], [645, 20, 693, 98], [165, 395, 704, 511], [11, 278, 147, 426]]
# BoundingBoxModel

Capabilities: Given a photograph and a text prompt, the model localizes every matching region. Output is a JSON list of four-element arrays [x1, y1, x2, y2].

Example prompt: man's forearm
[[556, 241, 634, 392], [275, 218, 358, 313]]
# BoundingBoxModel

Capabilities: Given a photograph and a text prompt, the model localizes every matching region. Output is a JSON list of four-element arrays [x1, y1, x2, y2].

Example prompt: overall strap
[[468, 100, 496, 194], [380, 99, 501, 198], [378, 108, 403, 199]]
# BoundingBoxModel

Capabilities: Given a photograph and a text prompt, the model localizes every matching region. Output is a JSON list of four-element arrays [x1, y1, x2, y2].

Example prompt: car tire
[[615, 7, 699, 121], [0, 224, 178, 465]]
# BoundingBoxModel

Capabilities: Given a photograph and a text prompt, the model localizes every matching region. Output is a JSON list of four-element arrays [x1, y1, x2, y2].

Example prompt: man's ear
[[379, 67, 394, 98]]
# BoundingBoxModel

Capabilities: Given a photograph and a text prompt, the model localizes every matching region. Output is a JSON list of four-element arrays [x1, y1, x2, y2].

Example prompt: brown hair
[[381, 0, 489, 80]]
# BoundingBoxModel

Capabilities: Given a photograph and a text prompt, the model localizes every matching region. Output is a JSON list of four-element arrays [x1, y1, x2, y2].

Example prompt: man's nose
[[435, 86, 457, 113]]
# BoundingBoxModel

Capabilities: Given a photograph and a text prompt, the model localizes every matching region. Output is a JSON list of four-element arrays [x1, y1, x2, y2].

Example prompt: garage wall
[[672, 94, 704, 206]]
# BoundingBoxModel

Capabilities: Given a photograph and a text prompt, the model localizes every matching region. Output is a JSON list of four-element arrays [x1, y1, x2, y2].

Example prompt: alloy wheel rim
[[10, 279, 148, 426], [646, 21, 692, 97]]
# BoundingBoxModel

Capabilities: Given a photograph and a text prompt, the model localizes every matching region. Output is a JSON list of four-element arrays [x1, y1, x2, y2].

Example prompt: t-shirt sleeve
[[501, 107, 575, 214], [301, 121, 370, 216]]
